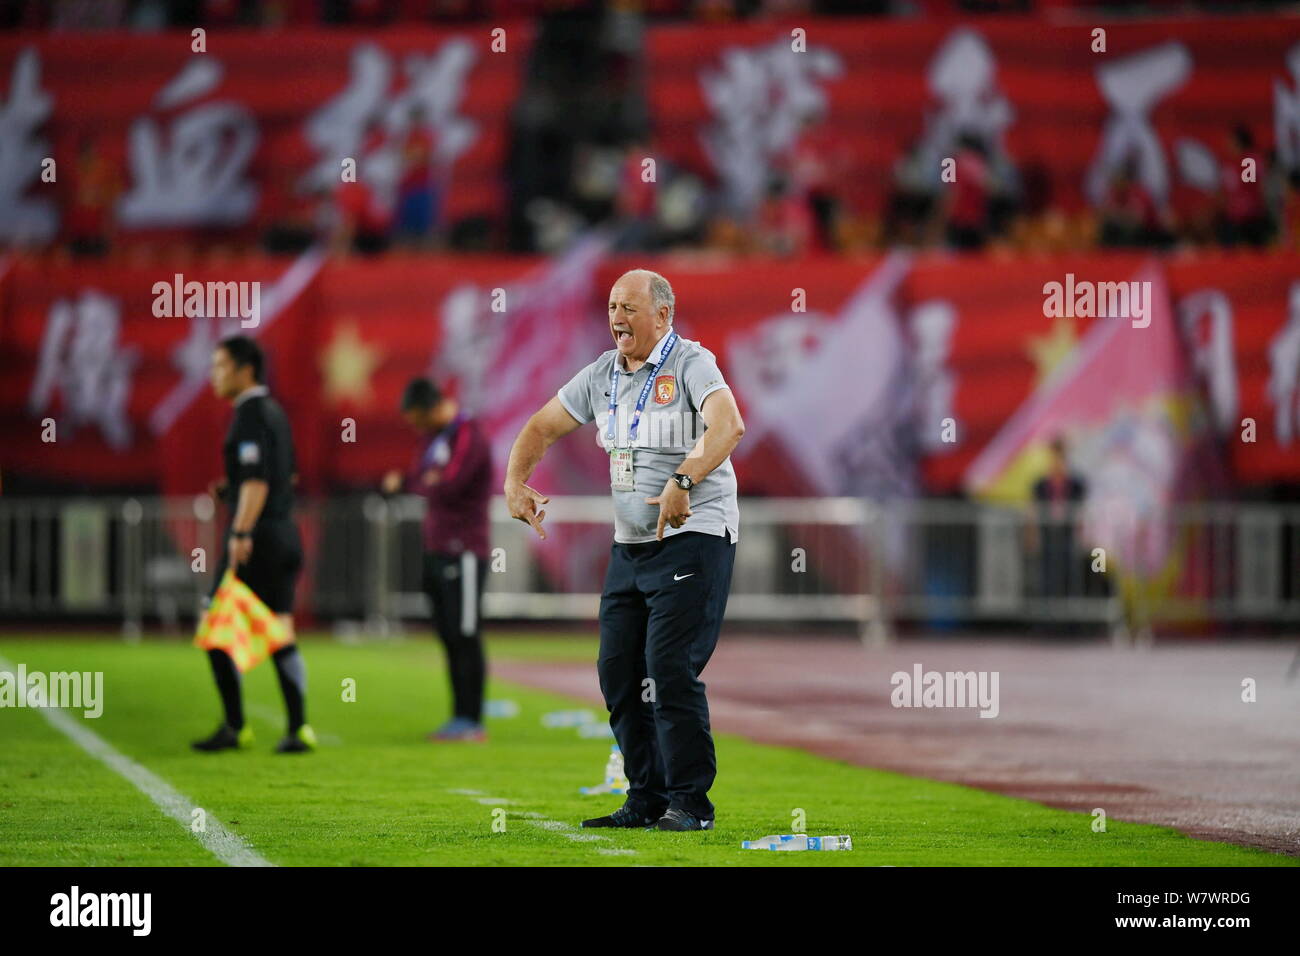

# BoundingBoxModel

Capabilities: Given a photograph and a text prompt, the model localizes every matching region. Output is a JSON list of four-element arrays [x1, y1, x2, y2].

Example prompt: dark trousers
[[1039, 530, 1076, 598], [597, 530, 736, 821], [422, 551, 488, 723]]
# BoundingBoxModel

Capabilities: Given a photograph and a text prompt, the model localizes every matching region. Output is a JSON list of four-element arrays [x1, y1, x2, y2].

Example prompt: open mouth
[[613, 328, 633, 345]]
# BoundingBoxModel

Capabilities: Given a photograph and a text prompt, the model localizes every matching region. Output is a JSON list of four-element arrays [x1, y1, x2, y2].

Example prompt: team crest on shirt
[[653, 374, 676, 405]]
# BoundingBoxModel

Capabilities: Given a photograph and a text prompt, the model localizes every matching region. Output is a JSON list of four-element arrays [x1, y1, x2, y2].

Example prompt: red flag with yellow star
[[964, 262, 1225, 621]]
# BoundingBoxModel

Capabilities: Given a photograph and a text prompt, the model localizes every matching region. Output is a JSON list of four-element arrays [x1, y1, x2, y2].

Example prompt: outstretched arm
[[504, 397, 584, 540]]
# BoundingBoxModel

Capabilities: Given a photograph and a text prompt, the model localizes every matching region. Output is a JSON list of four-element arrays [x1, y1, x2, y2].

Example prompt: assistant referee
[[504, 269, 745, 832], [193, 336, 314, 754]]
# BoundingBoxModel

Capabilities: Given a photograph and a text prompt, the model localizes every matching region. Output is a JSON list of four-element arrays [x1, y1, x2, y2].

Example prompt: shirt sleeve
[[679, 347, 731, 414], [230, 410, 270, 483], [556, 359, 597, 425]]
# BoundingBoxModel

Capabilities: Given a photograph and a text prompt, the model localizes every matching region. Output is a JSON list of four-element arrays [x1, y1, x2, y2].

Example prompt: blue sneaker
[[428, 717, 487, 742]]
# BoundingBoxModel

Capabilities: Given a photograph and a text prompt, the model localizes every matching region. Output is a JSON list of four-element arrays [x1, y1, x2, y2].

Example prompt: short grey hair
[[622, 268, 675, 325]]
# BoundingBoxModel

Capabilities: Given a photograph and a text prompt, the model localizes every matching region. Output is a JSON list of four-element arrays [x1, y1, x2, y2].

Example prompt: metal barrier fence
[[3, 496, 1299, 642]]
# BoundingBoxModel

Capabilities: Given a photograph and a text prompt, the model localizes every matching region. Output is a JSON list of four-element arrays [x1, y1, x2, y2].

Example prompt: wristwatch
[[671, 473, 695, 491]]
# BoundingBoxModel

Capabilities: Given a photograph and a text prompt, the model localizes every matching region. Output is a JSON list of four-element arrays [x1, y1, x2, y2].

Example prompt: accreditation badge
[[609, 447, 635, 491]]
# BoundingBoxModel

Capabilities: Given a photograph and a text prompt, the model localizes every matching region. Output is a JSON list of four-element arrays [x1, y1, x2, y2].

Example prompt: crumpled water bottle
[[742, 834, 852, 851]]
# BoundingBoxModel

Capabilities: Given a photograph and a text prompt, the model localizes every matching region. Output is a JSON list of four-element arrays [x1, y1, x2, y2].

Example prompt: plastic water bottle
[[541, 709, 596, 728], [580, 745, 629, 795], [807, 835, 852, 851], [742, 834, 806, 850], [484, 699, 519, 718], [605, 745, 625, 785], [742, 834, 852, 851]]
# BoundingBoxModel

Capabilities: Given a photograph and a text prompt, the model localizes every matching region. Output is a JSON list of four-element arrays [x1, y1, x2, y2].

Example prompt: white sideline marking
[[519, 817, 628, 847], [445, 789, 638, 856], [0, 655, 273, 868]]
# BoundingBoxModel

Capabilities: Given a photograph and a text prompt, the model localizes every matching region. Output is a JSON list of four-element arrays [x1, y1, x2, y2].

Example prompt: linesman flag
[[194, 570, 294, 673]]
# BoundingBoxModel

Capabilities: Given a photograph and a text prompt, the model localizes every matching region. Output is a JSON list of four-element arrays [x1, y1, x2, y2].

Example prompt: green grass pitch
[[1, 635, 1294, 867]]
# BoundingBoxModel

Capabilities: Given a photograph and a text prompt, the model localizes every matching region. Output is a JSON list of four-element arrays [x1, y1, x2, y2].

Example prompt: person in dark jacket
[[1031, 436, 1087, 603], [383, 378, 492, 741]]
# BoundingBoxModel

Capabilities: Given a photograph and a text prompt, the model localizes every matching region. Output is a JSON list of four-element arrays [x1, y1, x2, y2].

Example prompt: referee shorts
[[212, 518, 303, 615]]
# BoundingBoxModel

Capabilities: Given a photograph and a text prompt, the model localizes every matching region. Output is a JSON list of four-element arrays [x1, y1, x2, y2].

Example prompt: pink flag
[[966, 261, 1224, 582]]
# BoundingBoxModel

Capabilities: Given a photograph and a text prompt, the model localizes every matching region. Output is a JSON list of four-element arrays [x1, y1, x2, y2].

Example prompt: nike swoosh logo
[[673, 573, 694, 581]]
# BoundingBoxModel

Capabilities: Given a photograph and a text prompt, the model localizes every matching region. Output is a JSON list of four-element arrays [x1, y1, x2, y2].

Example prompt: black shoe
[[274, 725, 317, 754], [581, 805, 662, 828], [652, 808, 714, 831], [191, 723, 252, 752]]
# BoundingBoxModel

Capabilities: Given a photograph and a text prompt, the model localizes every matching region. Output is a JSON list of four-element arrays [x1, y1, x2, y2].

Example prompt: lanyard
[[606, 331, 678, 446], [422, 414, 461, 466]]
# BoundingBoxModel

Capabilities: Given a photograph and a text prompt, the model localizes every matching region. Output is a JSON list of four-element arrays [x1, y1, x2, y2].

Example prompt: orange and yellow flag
[[194, 570, 293, 673]]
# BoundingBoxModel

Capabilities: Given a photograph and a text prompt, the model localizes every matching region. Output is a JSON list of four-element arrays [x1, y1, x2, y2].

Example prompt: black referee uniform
[[213, 386, 303, 612], [196, 383, 309, 752]]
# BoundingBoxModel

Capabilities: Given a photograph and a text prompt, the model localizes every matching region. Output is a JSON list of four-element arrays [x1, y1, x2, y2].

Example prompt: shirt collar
[[619, 328, 674, 373], [433, 411, 464, 441], [234, 384, 269, 407]]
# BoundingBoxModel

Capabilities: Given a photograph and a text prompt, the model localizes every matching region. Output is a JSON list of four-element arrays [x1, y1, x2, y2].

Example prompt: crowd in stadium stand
[[3, 0, 1299, 31], [44, 97, 1300, 261], [6, 0, 1300, 259]]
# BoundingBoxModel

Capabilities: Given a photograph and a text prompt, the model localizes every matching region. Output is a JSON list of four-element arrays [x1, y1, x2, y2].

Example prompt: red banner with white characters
[[5, 17, 1298, 248], [1165, 253, 1300, 485], [0, 26, 530, 246], [313, 237, 615, 501], [3, 249, 1300, 496], [645, 16, 1300, 221], [908, 252, 1300, 491], [1, 251, 327, 496]]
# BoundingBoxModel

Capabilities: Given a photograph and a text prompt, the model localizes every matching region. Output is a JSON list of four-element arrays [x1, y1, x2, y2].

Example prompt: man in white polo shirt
[[504, 268, 746, 832]]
